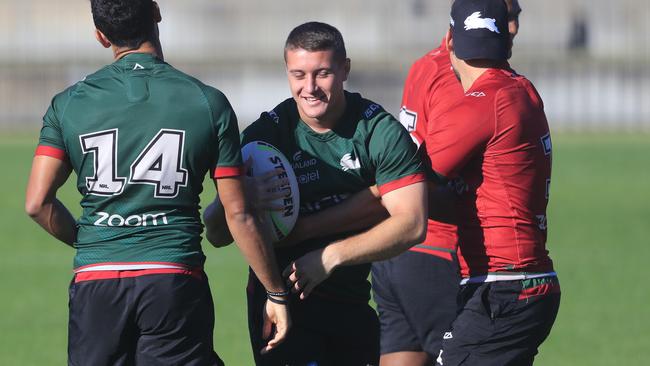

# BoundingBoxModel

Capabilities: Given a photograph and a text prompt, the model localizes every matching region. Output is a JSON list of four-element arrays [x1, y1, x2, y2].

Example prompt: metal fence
[[1, 0, 648, 130]]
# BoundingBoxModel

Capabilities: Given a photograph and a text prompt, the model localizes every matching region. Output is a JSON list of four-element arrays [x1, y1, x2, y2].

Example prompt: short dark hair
[[284, 22, 347, 63], [90, 0, 156, 48]]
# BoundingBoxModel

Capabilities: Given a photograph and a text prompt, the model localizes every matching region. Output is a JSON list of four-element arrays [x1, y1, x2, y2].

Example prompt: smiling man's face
[[285, 48, 349, 128]]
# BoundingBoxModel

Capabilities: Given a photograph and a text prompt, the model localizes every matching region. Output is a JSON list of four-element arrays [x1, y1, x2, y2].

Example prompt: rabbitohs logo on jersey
[[340, 152, 361, 172]]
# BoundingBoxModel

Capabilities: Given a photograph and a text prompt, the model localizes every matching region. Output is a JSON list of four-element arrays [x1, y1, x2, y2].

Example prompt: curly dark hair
[[90, 0, 156, 48]]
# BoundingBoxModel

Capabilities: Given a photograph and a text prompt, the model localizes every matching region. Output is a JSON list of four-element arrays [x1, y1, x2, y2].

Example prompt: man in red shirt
[[373, 1, 522, 365], [433, 0, 560, 364]]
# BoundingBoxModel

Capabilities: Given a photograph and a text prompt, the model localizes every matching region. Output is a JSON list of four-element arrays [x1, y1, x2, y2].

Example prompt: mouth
[[301, 95, 326, 106]]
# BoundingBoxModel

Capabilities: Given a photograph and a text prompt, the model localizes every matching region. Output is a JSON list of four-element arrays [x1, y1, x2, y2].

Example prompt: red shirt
[[399, 40, 464, 259], [428, 68, 555, 277]]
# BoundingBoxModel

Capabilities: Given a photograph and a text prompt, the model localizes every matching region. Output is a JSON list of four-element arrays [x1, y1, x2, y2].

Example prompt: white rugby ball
[[241, 141, 300, 242]]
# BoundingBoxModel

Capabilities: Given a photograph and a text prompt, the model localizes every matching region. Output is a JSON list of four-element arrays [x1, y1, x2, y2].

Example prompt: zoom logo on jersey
[[94, 212, 168, 227]]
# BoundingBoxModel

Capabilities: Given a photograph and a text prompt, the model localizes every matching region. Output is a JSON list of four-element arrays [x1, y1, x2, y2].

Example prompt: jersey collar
[[115, 53, 162, 72]]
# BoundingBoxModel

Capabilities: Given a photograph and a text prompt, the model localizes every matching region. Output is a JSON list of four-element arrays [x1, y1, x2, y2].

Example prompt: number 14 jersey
[[36, 53, 243, 271]]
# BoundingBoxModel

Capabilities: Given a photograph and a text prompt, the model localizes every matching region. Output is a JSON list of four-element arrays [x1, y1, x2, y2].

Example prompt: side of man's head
[[90, 0, 160, 48], [284, 22, 347, 65]]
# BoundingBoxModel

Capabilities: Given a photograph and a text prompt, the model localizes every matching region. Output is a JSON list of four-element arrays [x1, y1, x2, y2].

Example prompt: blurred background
[[1, 1, 648, 365], [1, 0, 649, 129]]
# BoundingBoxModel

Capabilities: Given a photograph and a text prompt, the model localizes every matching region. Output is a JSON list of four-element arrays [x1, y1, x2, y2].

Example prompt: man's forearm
[[29, 198, 77, 247], [227, 211, 286, 292], [323, 211, 426, 269], [286, 186, 387, 245], [203, 197, 234, 247]]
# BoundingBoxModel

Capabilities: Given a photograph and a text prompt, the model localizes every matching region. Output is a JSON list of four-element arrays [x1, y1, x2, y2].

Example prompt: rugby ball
[[241, 141, 300, 242]]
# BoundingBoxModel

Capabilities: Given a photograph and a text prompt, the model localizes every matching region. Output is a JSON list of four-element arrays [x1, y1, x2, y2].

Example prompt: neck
[[455, 59, 506, 92], [113, 40, 163, 61]]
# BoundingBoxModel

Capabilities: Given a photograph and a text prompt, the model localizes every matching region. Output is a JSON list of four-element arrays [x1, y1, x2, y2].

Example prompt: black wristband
[[266, 289, 290, 297], [266, 294, 289, 305]]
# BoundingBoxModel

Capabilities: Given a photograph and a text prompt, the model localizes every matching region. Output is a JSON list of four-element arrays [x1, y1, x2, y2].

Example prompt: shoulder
[[46, 79, 88, 120], [343, 92, 382, 119], [165, 67, 232, 109], [347, 93, 409, 141], [476, 69, 545, 112], [252, 97, 297, 128], [411, 44, 452, 76], [242, 97, 297, 142]]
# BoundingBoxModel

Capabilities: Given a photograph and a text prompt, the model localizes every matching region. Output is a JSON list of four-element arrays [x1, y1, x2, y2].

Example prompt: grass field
[[1, 132, 648, 365]]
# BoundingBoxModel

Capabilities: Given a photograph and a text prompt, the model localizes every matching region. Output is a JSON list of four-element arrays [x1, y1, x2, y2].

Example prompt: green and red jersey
[[36, 53, 243, 273], [242, 91, 425, 302]]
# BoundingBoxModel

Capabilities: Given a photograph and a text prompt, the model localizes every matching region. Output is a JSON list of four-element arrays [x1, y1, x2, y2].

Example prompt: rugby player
[[274, 2, 522, 365], [372, 1, 522, 365], [24, 1, 289, 364], [205, 22, 428, 365], [434, 0, 561, 364]]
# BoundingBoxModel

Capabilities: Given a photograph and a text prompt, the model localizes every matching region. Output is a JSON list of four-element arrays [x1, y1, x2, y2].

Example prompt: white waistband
[[75, 263, 189, 273], [460, 272, 557, 285]]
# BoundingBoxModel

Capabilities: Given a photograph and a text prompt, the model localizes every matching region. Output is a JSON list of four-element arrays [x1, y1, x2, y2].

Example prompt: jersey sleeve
[[205, 88, 244, 179], [426, 103, 492, 180], [369, 113, 426, 196], [36, 95, 68, 161]]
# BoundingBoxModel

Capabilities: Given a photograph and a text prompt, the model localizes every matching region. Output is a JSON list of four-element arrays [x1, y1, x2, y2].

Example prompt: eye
[[317, 70, 331, 78], [290, 71, 305, 80]]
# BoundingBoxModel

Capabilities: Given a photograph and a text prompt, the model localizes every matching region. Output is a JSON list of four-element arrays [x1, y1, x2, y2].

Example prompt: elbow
[[407, 213, 428, 245], [25, 198, 44, 219]]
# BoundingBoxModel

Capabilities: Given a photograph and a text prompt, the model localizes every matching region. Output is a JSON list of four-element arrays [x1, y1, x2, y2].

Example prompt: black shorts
[[68, 271, 223, 366], [371, 251, 460, 358], [247, 270, 380, 366], [439, 277, 561, 366]]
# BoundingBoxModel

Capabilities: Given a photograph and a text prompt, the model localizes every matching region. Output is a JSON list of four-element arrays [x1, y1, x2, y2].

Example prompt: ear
[[95, 29, 111, 49], [445, 28, 453, 53], [153, 1, 162, 23], [342, 58, 351, 82]]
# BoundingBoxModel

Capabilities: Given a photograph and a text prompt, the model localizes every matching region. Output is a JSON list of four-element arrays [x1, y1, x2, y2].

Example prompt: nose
[[303, 74, 317, 95]]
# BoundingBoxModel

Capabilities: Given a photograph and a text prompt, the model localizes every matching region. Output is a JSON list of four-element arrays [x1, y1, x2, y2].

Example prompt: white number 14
[[79, 129, 187, 198]]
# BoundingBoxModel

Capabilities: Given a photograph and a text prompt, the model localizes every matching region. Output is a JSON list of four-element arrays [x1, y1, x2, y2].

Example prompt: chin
[[300, 105, 328, 120]]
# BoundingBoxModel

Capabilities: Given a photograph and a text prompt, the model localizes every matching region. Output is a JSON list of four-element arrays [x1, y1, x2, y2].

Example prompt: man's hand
[[204, 166, 288, 247], [282, 247, 340, 299], [243, 159, 289, 212], [261, 299, 291, 354]]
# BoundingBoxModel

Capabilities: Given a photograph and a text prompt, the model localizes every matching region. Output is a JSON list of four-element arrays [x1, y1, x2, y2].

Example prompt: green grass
[[1, 132, 648, 365]]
